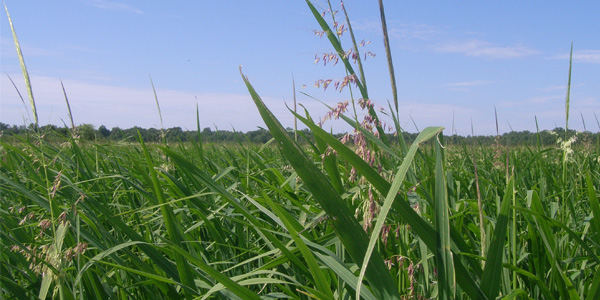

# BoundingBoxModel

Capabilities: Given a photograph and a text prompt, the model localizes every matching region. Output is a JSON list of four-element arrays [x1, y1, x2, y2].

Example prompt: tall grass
[[2, 1, 600, 299], [4, 3, 37, 127]]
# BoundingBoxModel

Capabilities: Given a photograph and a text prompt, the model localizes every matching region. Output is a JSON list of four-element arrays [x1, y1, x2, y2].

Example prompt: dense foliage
[[1, 122, 597, 148], [2, 0, 599, 298], [1, 124, 599, 299]]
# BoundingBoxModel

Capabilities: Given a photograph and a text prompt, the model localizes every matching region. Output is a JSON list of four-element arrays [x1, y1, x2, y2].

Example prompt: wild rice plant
[[1, 1, 599, 299]]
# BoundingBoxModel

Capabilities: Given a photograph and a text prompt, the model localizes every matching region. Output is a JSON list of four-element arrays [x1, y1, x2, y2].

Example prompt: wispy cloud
[[442, 80, 494, 92], [534, 83, 585, 92], [353, 20, 538, 60], [86, 0, 143, 14], [351, 20, 440, 41], [388, 24, 440, 40], [0, 74, 322, 131], [497, 95, 563, 108], [551, 49, 600, 64], [436, 39, 539, 59], [444, 80, 493, 87]]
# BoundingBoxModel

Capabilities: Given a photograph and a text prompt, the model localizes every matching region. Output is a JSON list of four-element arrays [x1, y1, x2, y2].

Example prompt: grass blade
[[261, 192, 334, 299], [138, 132, 195, 299], [305, 0, 387, 140], [565, 42, 573, 135], [586, 172, 600, 244], [355, 126, 443, 299], [149, 75, 166, 144], [241, 68, 402, 300], [434, 135, 455, 299], [4, 3, 37, 126], [60, 80, 76, 132], [378, 0, 399, 113], [480, 177, 513, 299]]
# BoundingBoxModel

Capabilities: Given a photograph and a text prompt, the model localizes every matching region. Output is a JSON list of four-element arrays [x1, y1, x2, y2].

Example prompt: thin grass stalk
[[4, 3, 37, 126], [434, 134, 455, 300], [472, 157, 486, 266], [138, 133, 195, 298], [471, 117, 474, 136], [292, 74, 297, 142], [387, 102, 409, 158], [328, 0, 361, 125], [595, 112, 600, 148], [341, 1, 367, 94], [511, 167, 517, 291], [6, 74, 32, 122], [305, 0, 387, 141], [494, 106, 499, 136], [562, 44, 573, 226], [565, 43, 573, 137], [535, 115, 542, 150], [195, 102, 206, 168], [60, 79, 76, 133], [378, 0, 399, 113], [149, 75, 166, 144]]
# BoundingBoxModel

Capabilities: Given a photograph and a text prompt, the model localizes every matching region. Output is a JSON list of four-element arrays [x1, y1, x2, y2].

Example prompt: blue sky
[[1, 0, 599, 136]]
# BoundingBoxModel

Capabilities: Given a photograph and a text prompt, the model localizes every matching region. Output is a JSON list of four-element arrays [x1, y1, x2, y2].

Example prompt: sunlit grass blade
[[241, 68, 402, 299], [4, 3, 37, 126], [378, 0, 399, 113], [60, 79, 76, 132], [565, 42, 573, 135], [149, 75, 166, 144], [355, 126, 443, 299], [5, 74, 32, 123], [434, 135, 455, 300]]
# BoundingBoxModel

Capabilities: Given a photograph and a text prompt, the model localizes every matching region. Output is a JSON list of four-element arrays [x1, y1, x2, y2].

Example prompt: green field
[[2, 115, 600, 299], [2, 1, 600, 299]]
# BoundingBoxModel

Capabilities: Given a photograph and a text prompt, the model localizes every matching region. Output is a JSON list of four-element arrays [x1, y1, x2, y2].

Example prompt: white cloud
[[552, 49, 600, 64], [351, 20, 440, 41], [497, 95, 563, 108], [85, 0, 143, 14], [444, 80, 493, 87], [388, 24, 440, 40], [534, 83, 585, 92], [0, 74, 325, 131], [436, 39, 539, 59]]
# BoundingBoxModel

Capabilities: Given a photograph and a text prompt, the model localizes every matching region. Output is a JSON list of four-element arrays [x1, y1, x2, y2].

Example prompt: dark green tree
[[98, 125, 110, 138]]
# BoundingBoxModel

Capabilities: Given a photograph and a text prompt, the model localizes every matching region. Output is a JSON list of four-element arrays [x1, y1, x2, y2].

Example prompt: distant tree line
[[1, 122, 598, 147]]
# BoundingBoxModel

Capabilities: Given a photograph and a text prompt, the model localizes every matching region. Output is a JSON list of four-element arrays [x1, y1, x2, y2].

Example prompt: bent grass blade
[[241, 67, 402, 300]]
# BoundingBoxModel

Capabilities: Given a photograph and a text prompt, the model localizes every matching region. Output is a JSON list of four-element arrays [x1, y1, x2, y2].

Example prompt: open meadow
[[2, 1, 600, 299]]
